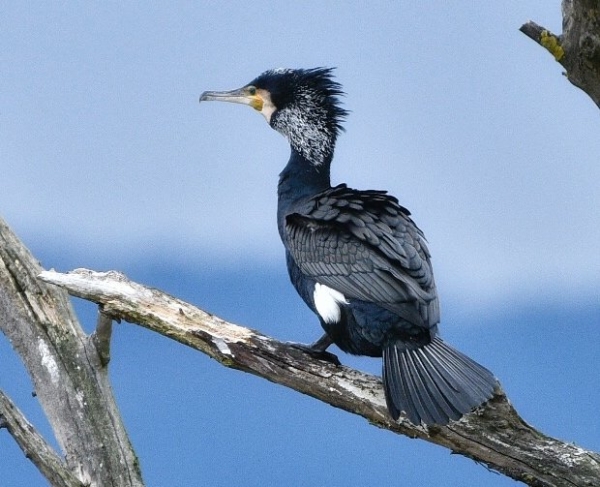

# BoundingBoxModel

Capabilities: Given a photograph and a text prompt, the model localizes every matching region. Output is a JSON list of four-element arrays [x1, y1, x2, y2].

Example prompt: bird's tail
[[382, 337, 496, 425]]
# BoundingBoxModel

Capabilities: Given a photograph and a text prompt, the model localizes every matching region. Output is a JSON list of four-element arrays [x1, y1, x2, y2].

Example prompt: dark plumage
[[200, 68, 496, 425]]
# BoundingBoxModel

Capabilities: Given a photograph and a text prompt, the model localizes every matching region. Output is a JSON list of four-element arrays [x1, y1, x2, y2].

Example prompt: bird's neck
[[277, 149, 332, 234], [278, 149, 331, 199]]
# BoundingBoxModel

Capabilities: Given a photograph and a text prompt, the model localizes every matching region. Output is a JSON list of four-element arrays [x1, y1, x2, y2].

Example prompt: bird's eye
[[246, 85, 257, 96]]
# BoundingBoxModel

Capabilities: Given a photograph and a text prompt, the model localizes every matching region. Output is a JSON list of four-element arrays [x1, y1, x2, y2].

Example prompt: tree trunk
[[0, 218, 144, 487], [520, 0, 600, 107]]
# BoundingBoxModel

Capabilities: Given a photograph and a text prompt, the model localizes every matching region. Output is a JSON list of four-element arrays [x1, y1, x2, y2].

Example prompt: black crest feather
[[251, 67, 349, 141]]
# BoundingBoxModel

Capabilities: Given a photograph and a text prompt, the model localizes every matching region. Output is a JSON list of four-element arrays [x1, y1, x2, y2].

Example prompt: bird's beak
[[199, 87, 264, 111]]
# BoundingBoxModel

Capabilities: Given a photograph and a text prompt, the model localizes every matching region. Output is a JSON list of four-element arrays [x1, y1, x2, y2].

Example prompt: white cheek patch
[[260, 100, 276, 123], [313, 283, 348, 324], [257, 88, 277, 123]]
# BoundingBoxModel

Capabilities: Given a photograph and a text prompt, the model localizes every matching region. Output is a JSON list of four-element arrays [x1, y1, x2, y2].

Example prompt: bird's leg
[[288, 333, 341, 365], [309, 333, 334, 352]]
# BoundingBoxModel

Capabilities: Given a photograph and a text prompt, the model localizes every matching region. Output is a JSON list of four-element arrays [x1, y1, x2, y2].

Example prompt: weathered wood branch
[[92, 307, 113, 367], [0, 390, 84, 487], [38, 268, 600, 487], [520, 1, 600, 107], [0, 218, 144, 487]]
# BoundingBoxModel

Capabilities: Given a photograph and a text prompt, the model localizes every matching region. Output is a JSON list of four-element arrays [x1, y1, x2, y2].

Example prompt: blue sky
[[1, 2, 599, 486]]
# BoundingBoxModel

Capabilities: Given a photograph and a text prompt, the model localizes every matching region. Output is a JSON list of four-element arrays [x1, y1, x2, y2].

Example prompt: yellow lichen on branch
[[540, 30, 565, 61]]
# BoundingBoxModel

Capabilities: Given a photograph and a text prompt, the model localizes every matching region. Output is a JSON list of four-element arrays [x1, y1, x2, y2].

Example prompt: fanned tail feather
[[382, 337, 496, 425]]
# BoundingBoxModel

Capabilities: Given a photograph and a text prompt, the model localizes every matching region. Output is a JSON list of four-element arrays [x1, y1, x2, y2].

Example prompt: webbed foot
[[288, 334, 341, 366]]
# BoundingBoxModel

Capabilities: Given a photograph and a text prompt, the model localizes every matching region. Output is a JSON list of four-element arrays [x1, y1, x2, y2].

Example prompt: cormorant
[[199, 68, 496, 425]]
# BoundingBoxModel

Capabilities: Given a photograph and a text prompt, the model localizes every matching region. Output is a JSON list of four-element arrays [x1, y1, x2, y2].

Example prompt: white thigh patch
[[313, 283, 348, 324]]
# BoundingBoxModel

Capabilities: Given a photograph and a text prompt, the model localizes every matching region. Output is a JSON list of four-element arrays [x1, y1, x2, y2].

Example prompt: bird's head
[[200, 68, 348, 165]]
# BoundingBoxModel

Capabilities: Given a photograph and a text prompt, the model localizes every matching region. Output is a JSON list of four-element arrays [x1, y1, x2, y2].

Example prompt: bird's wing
[[285, 185, 439, 329]]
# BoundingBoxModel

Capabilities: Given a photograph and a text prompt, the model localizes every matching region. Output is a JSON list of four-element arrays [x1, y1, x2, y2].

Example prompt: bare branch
[[0, 390, 84, 487], [92, 306, 113, 367], [39, 268, 600, 487], [519, 21, 565, 61]]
